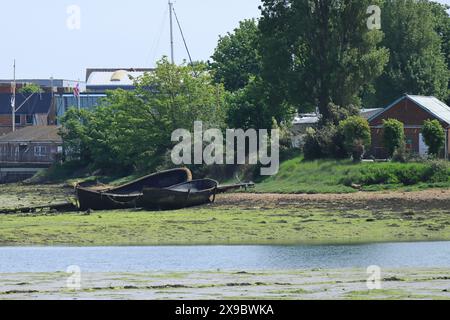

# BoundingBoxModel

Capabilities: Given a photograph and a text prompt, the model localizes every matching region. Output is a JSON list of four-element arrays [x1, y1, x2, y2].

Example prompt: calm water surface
[[0, 242, 449, 273]]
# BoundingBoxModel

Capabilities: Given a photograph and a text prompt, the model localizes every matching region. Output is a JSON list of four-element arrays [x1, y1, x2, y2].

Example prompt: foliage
[[371, 0, 449, 106], [58, 108, 93, 164], [18, 83, 42, 94], [258, 0, 389, 121], [382, 119, 405, 158], [303, 125, 347, 160], [341, 160, 450, 186], [421, 119, 446, 156], [339, 116, 371, 162], [257, 156, 450, 194], [59, 58, 228, 173], [209, 19, 262, 92]]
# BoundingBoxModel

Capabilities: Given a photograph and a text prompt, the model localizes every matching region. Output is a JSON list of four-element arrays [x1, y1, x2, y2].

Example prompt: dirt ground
[[0, 268, 449, 300], [215, 189, 450, 212]]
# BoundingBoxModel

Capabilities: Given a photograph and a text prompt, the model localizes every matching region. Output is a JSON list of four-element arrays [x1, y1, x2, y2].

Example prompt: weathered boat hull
[[76, 168, 192, 211], [141, 179, 218, 210]]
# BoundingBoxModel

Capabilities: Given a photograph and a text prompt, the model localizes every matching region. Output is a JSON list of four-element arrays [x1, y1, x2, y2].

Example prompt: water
[[0, 242, 449, 273]]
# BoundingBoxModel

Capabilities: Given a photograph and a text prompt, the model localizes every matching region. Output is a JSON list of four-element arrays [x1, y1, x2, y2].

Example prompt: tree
[[226, 77, 273, 130], [209, 19, 262, 92], [422, 119, 445, 156], [60, 58, 228, 173], [382, 119, 405, 158], [339, 116, 371, 162], [372, 0, 449, 107], [258, 0, 389, 123], [18, 83, 42, 94], [58, 108, 93, 164]]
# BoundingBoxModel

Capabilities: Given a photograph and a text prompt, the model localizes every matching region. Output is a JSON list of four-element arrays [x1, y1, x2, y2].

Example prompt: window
[[34, 146, 47, 157], [26, 115, 33, 125], [15, 115, 21, 125]]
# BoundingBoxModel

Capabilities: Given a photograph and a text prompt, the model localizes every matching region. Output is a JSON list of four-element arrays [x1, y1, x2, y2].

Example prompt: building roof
[[0, 126, 62, 143], [368, 95, 450, 125], [0, 79, 85, 91], [361, 108, 383, 119], [86, 68, 154, 88], [0, 93, 52, 115], [293, 114, 320, 125]]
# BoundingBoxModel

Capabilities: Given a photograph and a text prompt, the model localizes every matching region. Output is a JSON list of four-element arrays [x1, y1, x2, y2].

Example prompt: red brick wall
[[369, 98, 449, 158], [0, 115, 48, 136], [370, 98, 447, 127]]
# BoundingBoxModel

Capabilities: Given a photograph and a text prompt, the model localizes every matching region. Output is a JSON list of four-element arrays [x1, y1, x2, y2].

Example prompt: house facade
[[0, 126, 62, 164], [368, 95, 450, 159], [0, 93, 56, 135]]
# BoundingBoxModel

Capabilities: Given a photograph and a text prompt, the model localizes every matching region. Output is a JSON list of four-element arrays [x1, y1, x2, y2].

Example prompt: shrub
[[303, 125, 346, 160], [382, 119, 405, 158], [339, 116, 371, 162], [422, 119, 445, 156], [341, 161, 450, 187]]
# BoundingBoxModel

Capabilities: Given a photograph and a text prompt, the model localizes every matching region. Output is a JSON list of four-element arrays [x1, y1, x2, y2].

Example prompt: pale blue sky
[[0, 0, 448, 81], [0, 0, 262, 80]]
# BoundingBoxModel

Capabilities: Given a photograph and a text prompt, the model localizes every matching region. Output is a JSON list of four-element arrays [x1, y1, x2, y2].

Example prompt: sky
[[0, 0, 448, 81], [0, 0, 262, 80]]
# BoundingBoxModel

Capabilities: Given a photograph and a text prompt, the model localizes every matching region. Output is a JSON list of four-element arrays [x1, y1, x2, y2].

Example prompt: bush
[[339, 116, 371, 162], [341, 161, 450, 187], [303, 125, 346, 160], [382, 119, 405, 158], [422, 119, 445, 156]]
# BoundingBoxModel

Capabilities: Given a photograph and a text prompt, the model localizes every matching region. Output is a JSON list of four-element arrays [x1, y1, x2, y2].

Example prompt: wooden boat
[[141, 180, 254, 210], [76, 168, 192, 211]]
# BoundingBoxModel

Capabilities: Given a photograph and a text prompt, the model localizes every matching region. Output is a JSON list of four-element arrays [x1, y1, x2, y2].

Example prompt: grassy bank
[[256, 157, 450, 194]]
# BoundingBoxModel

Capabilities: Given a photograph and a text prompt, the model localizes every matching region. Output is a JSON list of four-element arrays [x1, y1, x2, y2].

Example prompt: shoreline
[[1, 268, 449, 300]]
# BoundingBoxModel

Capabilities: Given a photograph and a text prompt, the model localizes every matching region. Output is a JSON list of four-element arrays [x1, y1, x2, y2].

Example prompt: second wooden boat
[[76, 168, 192, 211]]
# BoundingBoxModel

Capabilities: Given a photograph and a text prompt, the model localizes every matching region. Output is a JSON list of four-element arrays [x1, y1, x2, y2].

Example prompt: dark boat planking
[[76, 168, 192, 211], [141, 180, 255, 210], [141, 179, 219, 210]]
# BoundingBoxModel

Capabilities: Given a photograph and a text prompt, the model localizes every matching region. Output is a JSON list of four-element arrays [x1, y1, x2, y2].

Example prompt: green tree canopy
[[209, 19, 262, 92], [60, 58, 228, 173], [371, 0, 449, 107], [258, 0, 389, 123], [18, 83, 42, 94], [382, 118, 405, 158], [339, 116, 371, 161], [422, 119, 445, 156]]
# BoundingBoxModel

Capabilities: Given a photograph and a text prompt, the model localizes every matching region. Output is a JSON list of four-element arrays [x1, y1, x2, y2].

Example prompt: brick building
[[368, 95, 450, 159], [0, 93, 55, 135]]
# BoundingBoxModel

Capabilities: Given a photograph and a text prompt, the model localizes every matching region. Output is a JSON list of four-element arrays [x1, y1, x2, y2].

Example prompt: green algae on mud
[[0, 183, 449, 246], [0, 205, 448, 246], [0, 268, 449, 300]]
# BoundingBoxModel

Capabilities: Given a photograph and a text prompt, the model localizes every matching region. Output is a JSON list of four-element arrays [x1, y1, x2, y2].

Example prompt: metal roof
[[0, 93, 52, 115], [0, 126, 62, 143], [86, 68, 154, 87], [368, 95, 450, 125]]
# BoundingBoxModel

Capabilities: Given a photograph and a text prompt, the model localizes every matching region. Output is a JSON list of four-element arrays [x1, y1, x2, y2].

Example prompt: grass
[[256, 156, 450, 194], [0, 205, 448, 246]]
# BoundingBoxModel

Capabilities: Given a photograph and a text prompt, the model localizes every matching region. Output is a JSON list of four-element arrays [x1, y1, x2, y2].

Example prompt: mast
[[12, 59, 16, 132], [169, 0, 174, 64]]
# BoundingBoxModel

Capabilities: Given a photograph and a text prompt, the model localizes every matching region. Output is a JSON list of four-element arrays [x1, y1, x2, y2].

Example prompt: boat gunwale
[[75, 168, 193, 194]]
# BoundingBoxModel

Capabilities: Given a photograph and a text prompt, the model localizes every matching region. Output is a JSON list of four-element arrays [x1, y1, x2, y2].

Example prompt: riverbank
[[0, 184, 449, 246], [1, 268, 449, 300]]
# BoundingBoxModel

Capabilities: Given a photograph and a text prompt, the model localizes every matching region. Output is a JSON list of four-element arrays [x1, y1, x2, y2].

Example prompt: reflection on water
[[0, 242, 449, 273]]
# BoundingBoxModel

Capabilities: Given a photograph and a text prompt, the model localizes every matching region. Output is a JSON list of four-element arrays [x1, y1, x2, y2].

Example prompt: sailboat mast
[[169, 0, 175, 64], [12, 59, 16, 132]]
